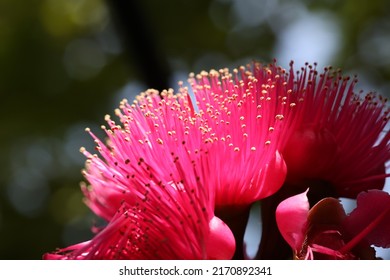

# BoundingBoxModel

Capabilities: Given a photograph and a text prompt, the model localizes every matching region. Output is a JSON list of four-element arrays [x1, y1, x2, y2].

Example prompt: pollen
[[275, 114, 284, 120]]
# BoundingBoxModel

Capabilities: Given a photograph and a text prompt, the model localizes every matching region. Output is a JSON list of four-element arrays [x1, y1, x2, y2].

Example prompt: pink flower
[[254, 61, 389, 259], [276, 189, 390, 259], [187, 67, 294, 208], [44, 60, 295, 259], [275, 62, 389, 197], [81, 67, 292, 221], [44, 89, 235, 259]]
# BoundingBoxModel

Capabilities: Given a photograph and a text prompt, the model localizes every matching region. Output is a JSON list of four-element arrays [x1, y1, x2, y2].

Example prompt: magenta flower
[[44, 89, 236, 259], [187, 67, 294, 208], [80, 68, 292, 221], [44, 64, 294, 259], [255, 61, 389, 259], [276, 189, 390, 259], [276, 62, 389, 197]]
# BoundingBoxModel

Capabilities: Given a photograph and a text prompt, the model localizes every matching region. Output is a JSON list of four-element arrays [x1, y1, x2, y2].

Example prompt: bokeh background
[[1, 0, 389, 259]]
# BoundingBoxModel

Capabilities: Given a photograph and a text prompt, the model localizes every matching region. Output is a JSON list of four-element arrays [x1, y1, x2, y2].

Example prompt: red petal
[[276, 189, 309, 250], [343, 190, 390, 249]]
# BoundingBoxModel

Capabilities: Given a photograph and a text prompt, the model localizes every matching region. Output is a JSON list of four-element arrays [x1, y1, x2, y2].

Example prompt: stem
[[105, 0, 171, 91], [256, 193, 293, 259]]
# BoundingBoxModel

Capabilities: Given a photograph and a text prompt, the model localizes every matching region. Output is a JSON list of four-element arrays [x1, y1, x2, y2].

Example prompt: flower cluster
[[44, 60, 389, 260]]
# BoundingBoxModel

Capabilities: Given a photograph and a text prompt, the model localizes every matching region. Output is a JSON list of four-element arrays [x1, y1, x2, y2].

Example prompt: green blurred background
[[0, 0, 389, 259]]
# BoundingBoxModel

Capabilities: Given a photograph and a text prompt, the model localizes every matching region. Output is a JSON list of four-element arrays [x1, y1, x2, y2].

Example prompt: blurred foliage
[[0, 0, 389, 259]]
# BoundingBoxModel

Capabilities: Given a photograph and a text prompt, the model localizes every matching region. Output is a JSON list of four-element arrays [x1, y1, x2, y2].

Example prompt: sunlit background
[[0, 0, 389, 259]]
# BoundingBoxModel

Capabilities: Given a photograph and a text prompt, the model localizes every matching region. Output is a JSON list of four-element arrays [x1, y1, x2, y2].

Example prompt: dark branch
[[105, 0, 171, 91]]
